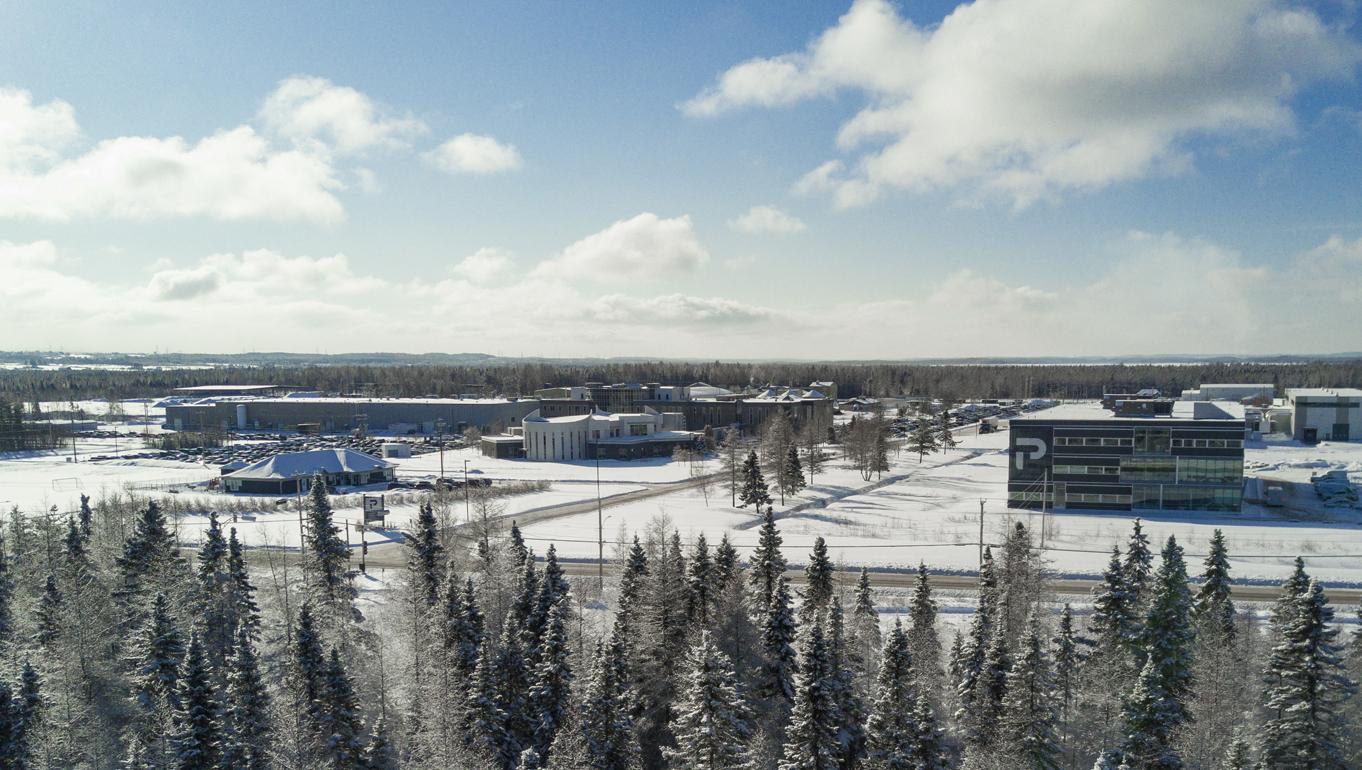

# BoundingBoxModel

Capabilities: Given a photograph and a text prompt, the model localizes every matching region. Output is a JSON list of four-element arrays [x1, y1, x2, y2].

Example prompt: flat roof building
[[487, 407, 697, 461], [1179, 384, 1275, 402], [1284, 388, 1362, 443], [165, 396, 539, 434], [1008, 401, 1246, 513]]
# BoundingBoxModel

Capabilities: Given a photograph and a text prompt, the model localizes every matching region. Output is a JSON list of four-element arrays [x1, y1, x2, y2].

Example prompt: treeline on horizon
[[3, 359, 1361, 404]]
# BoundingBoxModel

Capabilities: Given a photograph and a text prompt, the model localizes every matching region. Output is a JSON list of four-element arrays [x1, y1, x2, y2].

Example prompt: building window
[[1053, 464, 1119, 477], [1120, 456, 1176, 482], [1177, 458, 1242, 484], [1133, 428, 1171, 453], [630, 424, 648, 436]]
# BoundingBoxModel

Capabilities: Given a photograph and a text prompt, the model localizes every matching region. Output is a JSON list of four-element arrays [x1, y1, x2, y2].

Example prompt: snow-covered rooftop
[[1285, 388, 1362, 399], [1016, 400, 1245, 422], [225, 448, 393, 480]]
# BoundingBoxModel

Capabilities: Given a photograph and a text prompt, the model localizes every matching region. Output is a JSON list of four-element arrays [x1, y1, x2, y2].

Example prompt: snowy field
[[520, 424, 1362, 586], [4, 401, 1362, 586]]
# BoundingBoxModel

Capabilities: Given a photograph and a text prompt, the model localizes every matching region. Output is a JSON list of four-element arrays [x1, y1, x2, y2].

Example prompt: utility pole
[[435, 418, 447, 482], [1040, 467, 1049, 549], [463, 459, 471, 523], [597, 452, 604, 594], [978, 498, 986, 568]]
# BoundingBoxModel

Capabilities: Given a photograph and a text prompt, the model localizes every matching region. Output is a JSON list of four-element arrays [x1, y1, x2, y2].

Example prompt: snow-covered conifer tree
[[664, 631, 753, 770], [778, 619, 841, 770]]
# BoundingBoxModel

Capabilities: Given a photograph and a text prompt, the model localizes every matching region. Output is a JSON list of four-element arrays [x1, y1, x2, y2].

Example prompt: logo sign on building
[[362, 494, 386, 524], [1014, 437, 1047, 470]]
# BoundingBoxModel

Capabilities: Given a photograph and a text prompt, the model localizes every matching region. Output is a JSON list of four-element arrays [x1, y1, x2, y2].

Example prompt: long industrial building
[[1284, 388, 1362, 443], [1008, 400, 1246, 513], [164, 396, 539, 434]]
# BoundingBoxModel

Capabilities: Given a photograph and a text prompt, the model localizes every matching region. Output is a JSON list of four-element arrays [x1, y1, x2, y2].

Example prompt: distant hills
[[2, 350, 1359, 368]]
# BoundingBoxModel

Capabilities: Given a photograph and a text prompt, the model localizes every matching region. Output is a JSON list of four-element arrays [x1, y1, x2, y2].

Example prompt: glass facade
[[1120, 457, 1176, 482], [1010, 416, 1245, 514]]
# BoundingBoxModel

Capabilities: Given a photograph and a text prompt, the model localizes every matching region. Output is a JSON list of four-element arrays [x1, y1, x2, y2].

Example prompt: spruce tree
[[1220, 735, 1252, 770], [905, 562, 941, 696], [1120, 657, 1181, 770], [173, 633, 220, 770], [907, 418, 938, 463], [664, 631, 753, 770], [800, 537, 835, 624], [825, 599, 866, 768], [0, 534, 14, 655], [494, 616, 532, 758], [318, 648, 366, 770], [226, 527, 262, 642], [616, 536, 648, 639], [850, 567, 881, 685], [781, 445, 805, 502], [223, 628, 271, 770], [778, 619, 841, 770], [863, 621, 914, 769], [748, 507, 787, 620], [363, 718, 399, 770], [78, 493, 94, 541], [131, 592, 185, 717], [1000, 615, 1061, 770], [1089, 545, 1138, 664], [685, 532, 713, 626], [405, 500, 444, 608], [467, 632, 514, 769], [1140, 536, 1194, 729], [292, 604, 329, 756], [713, 533, 738, 596], [738, 451, 772, 510], [33, 575, 61, 650], [965, 617, 1010, 753], [953, 548, 997, 727], [303, 474, 355, 616], [115, 500, 186, 624], [1260, 578, 1355, 769], [581, 630, 637, 770], [759, 574, 798, 705], [1192, 528, 1235, 642], [1123, 519, 1153, 610], [937, 410, 957, 452], [527, 599, 572, 759]]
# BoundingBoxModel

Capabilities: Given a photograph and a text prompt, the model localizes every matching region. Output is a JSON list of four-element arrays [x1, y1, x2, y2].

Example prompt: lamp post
[[596, 451, 604, 593], [435, 418, 447, 483]]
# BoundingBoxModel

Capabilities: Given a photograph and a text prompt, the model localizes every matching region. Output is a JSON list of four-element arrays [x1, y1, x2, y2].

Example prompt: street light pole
[[596, 452, 604, 594], [435, 418, 447, 482]]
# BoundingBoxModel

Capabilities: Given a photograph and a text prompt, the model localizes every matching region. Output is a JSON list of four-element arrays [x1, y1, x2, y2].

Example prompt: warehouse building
[[1179, 383, 1275, 403], [482, 407, 698, 461], [1008, 400, 1246, 513], [164, 396, 539, 434], [221, 448, 395, 494], [1284, 388, 1362, 443]]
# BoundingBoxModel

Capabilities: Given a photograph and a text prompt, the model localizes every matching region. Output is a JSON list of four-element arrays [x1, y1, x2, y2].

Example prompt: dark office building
[[1008, 401, 1246, 513]]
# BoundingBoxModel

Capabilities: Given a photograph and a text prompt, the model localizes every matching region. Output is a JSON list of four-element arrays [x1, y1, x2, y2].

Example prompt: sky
[[2, 0, 1361, 360]]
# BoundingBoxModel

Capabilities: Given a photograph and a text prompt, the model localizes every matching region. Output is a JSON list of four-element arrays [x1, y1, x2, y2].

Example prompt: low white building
[[1179, 383, 1274, 402], [1284, 388, 1362, 443], [519, 407, 692, 461]]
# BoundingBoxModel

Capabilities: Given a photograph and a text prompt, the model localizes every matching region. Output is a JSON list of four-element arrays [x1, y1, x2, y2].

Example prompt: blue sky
[[2, 0, 1361, 358]]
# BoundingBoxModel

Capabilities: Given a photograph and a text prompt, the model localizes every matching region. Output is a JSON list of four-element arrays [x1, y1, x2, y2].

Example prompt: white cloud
[[0, 88, 344, 222], [452, 247, 515, 284], [6, 230, 1359, 358], [0, 239, 58, 267], [587, 293, 784, 326], [0, 88, 79, 171], [427, 133, 523, 175], [258, 76, 426, 155], [533, 212, 709, 279], [686, 0, 1362, 207], [729, 205, 807, 235]]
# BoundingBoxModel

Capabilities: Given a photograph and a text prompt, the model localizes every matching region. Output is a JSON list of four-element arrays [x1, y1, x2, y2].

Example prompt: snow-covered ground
[[521, 425, 1362, 586], [6, 401, 1362, 586]]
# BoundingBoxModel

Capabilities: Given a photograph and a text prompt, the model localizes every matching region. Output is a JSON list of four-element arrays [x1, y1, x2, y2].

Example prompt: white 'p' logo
[[1014, 437, 1047, 470]]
